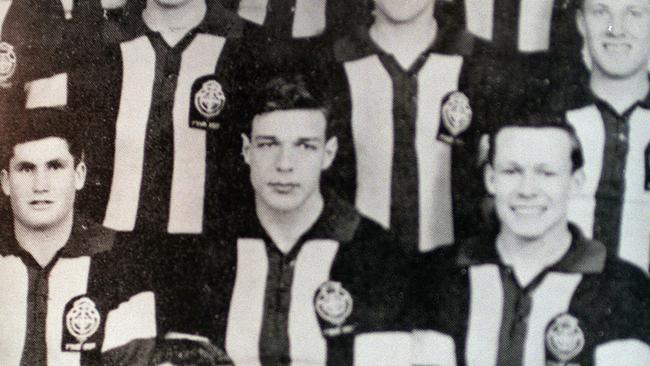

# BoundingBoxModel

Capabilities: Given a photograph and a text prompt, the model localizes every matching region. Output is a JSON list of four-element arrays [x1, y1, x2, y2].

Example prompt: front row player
[[160, 75, 408, 365], [0, 109, 157, 366], [403, 116, 650, 365]]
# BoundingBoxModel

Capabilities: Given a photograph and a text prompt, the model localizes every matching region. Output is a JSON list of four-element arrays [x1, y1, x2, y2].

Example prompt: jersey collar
[[0, 215, 115, 260], [456, 223, 606, 274]]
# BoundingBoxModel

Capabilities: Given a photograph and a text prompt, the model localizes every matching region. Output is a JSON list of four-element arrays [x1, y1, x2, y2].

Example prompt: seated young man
[[0, 108, 156, 366], [401, 116, 650, 366], [159, 75, 408, 365]]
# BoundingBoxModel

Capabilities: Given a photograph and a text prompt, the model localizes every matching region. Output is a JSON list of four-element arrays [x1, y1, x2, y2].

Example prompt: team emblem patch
[[194, 79, 226, 119], [63, 296, 101, 352], [545, 313, 585, 365], [315, 281, 355, 336], [0, 41, 17, 88], [442, 92, 472, 136], [438, 91, 472, 145]]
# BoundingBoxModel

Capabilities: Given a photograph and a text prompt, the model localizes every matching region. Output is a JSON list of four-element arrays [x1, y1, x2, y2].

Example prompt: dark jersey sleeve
[[318, 218, 411, 365]]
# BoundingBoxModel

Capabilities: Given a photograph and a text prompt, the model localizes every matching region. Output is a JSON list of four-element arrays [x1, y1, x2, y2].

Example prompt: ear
[[241, 133, 251, 166], [576, 9, 586, 38], [321, 136, 338, 171], [484, 163, 497, 195], [1, 169, 10, 197], [74, 161, 87, 190], [569, 168, 586, 196]]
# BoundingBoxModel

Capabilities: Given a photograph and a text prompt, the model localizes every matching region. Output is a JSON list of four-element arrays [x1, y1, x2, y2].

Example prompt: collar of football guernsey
[[333, 24, 466, 65], [455, 223, 606, 274], [572, 78, 650, 118], [242, 193, 361, 258], [0, 215, 115, 263], [122, 0, 246, 42]]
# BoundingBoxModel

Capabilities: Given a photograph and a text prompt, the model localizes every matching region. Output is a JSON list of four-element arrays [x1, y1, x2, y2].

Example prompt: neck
[[15, 213, 74, 268], [143, 0, 206, 46], [369, 6, 437, 70], [496, 223, 572, 287], [590, 69, 649, 114], [256, 192, 324, 254]]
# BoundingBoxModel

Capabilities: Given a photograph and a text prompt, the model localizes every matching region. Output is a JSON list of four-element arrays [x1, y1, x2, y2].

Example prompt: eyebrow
[[253, 136, 322, 142], [13, 158, 69, 170]]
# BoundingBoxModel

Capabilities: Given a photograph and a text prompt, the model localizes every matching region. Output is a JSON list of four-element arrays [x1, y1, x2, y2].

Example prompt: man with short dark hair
[[159, 75, 407, 365], [0, 108, 157, 366], [399, 117, 649, 366]]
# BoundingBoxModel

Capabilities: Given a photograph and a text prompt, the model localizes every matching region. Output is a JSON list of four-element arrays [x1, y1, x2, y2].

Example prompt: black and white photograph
[[0, 0, 647, 365]]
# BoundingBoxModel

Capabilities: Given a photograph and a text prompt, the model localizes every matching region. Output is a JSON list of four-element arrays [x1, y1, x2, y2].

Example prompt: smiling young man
[[401, 116, 650, 366], [159, 75, 407, 365], [562, 0, 650, 272], [0, 108, 157, 366]]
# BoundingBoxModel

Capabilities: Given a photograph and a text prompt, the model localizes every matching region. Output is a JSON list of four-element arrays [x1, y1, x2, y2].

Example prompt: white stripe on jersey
[[465, 0, 495, 42], [226, 239, 268, 366], [344, 54, 461, 252], [517, 0, 554, 53], [292, 0, 326, 38], [104, 34, 225, 233], [288, 240, 338, 365], [568, 106, 650, 272], [466, 265, 503, 366], [522, 273, 582, 365], [0, 1, 12, 38], [47, 257, 91, 366], [0, 255, 28, 365], [237, 0, 268, 25], [226, 239, 339, 365], [168, 34, 225, 233], [103, 36, 156, 232], [465, 265, 582, 366], [465, 0, 554, 52], [567, 106, 605, 239], [102, 291, 157, 352]]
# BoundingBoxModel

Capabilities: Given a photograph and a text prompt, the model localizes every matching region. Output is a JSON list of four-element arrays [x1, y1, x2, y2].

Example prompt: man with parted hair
[[0, 108, 157, 366], [157, 74, 408, 366]]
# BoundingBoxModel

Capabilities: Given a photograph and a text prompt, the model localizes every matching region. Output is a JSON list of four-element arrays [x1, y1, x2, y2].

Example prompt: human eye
[[15, 163, 34, 173], [498, 166, 518, 175], [591, 6, 606, 17], [628, 7, 645, 18], [48, 160, 65, 170], [298, 142, 318, 151], [256, 140, 277, 148]]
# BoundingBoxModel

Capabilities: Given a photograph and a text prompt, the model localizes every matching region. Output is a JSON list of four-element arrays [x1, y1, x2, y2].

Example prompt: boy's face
[[578, 0, 650, 79], [242, 109, 337, 213], [1, 137, 86, 231], [485, 127, 583, 241], [373, 0, 435, 24]]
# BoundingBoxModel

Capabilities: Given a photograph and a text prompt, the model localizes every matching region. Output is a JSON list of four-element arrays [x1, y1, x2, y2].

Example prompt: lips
[[603, 42, 632, 53], [268, 182, 299, 194], [511, 205, 546, 216], [29, 200, 54, 209]]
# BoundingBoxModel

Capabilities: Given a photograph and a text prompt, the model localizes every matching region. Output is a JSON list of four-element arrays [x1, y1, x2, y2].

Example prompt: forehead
[[12, 137, 73, 163], [583, 0, 650, 8], [252, 109, 327, 139], [493, 127, 573, 167]]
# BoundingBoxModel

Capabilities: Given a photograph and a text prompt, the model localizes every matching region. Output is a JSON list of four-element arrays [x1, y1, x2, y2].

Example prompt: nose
[[275, 145, 294, 172], [608, 13, 625, 36], [517, 172, 538, 198], [32, 168, 50, 192]]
